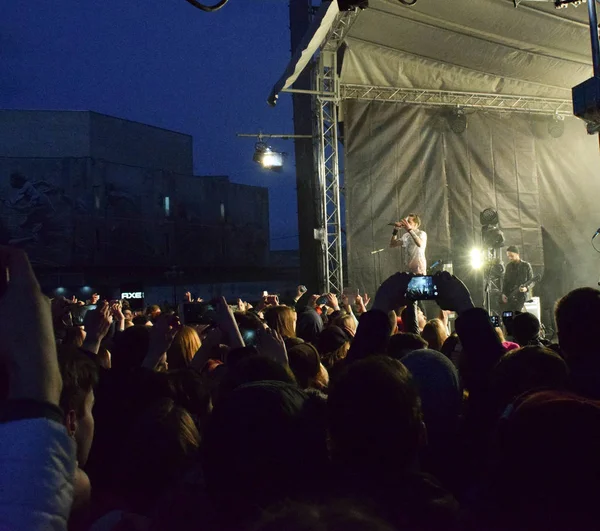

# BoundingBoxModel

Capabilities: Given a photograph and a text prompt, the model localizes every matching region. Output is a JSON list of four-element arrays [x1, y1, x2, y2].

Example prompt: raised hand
[[190, 326, 225, 371], [0, 246, 62, 404], [184, 291, 192, 303], [326, 293, 340, 311], [82, 301, 114, 354], [372, 272, 413, 313], [434, 271, 475, 314], [143, 314, 181, 370], [257, 327, 288, 366]]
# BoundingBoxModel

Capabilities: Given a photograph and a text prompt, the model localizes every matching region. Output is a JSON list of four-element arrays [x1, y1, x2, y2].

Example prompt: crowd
[[3, 245, 600, 530]]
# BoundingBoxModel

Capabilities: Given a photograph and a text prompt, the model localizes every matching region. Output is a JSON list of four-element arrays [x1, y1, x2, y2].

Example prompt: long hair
[[168, 325, 201, 370], [265, 306, 297, 339]]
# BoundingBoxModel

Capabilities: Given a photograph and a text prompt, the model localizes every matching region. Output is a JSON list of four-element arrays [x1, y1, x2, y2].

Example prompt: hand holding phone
[[405, 275, 438, 301]]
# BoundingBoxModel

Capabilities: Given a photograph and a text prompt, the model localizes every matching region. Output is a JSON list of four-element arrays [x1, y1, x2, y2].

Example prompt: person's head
[[491, 346, 569, 414], [337, 314, 356, 336], [328, 356, 424, 476], [132, 314, 152, 327], [123, 309, 133, 321], [317, 326, 351, 357], [115, 398, 200, 512], [490, 391, 600, 529], [63, 326, 86, 348], [112, 325, 151, 371], [216, 355, 296, 405], [167, 325, 201, 370], [421, 319, 448, 352], [405, 214, 421, 231], [387, 333, 428, 360], [59, 349, 99, 466], [264, 305, 297, 339], [400, 349, 461, 445], [555, 287, 600, 361], [203, 381, 328, 526], [90, 293, 100, 305], [287, 343, 328, 390], [146, 304, 161, 320], [506, 245, 520, 262], [512, 312, 541, 346]]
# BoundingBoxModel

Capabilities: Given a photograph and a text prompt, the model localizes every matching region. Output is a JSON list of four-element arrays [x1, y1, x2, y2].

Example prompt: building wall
[[0, 110, 193, 173], [0, 110, 271, 290], [0, 157, 269, 271]]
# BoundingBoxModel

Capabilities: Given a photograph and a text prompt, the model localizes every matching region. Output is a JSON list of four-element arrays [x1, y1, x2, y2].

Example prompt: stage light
[[449, 108, 467, 134], [253, 142, 284, 171], [480, 208, 499, 226], [482, 226, 505, 249], [55, 287, 66, 295], [470, 248, 484, 270], [81, 286, 92, 294], [548, 114, 565, 138]]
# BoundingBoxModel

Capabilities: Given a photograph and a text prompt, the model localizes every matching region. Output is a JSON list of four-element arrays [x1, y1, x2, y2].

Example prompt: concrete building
[[0, 110, 297, 299]]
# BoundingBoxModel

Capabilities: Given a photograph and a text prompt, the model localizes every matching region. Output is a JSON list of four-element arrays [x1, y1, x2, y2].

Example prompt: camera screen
[[406, 276, 438, 301], [490, 315, 500, 327]]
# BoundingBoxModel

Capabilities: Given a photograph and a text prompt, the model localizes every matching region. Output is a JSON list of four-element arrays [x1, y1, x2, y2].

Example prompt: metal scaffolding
[[311, 7, 360, 294], [341, 85, 573, 115], [313, 49, 343, 294]]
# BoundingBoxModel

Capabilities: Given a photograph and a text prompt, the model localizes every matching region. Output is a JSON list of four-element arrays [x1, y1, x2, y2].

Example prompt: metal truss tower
[[311, 7, 359, 294]]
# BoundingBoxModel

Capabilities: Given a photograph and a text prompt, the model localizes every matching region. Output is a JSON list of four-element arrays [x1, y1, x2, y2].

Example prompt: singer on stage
[[390, 214, 427, 274]]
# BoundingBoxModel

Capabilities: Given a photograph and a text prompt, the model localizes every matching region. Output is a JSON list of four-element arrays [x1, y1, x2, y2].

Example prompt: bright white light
[[56, 287, 66, 294], [470, 248, 484, 270], [260, 150, 284, 169]]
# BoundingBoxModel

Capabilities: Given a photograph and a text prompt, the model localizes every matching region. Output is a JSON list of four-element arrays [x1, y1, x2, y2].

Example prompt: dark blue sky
[[0, 0, 299, 249]]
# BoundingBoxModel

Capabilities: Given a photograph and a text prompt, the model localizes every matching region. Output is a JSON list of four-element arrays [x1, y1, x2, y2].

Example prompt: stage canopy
[[272, 0, 600, 321]]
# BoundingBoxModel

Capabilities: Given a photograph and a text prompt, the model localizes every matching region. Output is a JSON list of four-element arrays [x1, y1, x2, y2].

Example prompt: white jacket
[[0, 418, 76, 531]]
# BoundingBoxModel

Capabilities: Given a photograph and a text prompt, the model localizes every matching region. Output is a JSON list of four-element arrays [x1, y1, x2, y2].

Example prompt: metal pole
[[588, 0, 600, 76]]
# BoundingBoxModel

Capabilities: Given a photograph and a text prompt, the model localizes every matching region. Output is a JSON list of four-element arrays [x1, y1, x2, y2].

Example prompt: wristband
[[392, 229, 398, 236]]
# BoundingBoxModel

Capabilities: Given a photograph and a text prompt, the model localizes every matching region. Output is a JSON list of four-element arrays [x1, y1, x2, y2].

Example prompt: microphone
[[594, 228, 600, 239]]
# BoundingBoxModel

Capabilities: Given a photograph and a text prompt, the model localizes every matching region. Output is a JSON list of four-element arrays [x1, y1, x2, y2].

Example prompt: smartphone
[[343, 286, 359, 300], [265, 295, 279, 305], [316, 295, 329, 306], [183, 302, 216, 325], [298, 285, 307, 294], [405, 275, 438, 301], [490, 315, 500, 327]]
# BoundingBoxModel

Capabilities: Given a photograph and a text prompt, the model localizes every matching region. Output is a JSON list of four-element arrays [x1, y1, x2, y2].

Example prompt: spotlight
[[81, 286, 92, 294], [449, 108, 467, 134], [55, 287, 66, 295], [482, 226, 505, 249], [480, 208, 499, 226], [548, 114, 564, 138], [470, 248, 484, 270], [253, 142, 285, 171]]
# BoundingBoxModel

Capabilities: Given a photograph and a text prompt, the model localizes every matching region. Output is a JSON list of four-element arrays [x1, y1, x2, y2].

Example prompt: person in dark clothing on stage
[[501, 246, 534, 312]]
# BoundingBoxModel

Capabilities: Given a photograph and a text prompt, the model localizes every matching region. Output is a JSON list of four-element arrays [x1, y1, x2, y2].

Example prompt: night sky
[[0, 0, 299, 249]]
